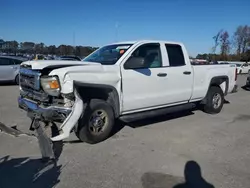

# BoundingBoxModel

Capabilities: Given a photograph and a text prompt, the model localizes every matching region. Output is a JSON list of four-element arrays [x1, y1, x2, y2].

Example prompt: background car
[[0, 56, 27, 84], [59, 55, 81, 61], [236, 63, 250, 74], [219, 62, 229, 64], [34, 54, 45, 60]]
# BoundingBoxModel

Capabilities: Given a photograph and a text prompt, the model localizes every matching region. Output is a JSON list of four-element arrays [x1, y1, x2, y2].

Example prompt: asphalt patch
[[232, 114, 250, 123], [141, 172, 184, 188]]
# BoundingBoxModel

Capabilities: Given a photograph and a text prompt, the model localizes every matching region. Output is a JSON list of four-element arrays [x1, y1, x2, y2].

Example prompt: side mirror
[[124, 56, 145, 69]]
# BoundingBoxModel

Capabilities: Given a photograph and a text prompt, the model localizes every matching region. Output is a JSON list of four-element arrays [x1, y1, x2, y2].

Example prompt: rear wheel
[[203, 86, 224, 114], [76, 99, 115, 144]]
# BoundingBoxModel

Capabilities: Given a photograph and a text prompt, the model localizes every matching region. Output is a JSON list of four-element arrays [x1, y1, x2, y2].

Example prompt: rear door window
[[165, 44, 185, 67], [12, 59, 23, 65]]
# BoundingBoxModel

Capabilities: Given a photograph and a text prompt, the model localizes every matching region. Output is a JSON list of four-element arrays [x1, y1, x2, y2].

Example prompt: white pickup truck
[[18, 40, 238, 144]]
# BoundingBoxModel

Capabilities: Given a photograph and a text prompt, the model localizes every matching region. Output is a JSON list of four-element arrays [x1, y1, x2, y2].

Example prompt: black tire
[[15, 75, 19, 85], [76, 99, 115, 144], [203, 86, 224, 114], [239, 70, 242, 74]]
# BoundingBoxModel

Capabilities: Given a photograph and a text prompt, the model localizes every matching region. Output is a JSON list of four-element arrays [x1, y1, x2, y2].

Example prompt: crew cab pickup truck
[[18, 40, 238, 144]]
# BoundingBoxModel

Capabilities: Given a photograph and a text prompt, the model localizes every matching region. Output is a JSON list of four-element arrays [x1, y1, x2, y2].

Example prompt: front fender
[[51, 90, 84, 141], [74, 81, 120, 118]]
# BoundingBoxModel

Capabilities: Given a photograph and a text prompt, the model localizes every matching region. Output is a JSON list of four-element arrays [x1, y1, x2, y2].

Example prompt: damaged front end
[[18, 67, 84, 141]]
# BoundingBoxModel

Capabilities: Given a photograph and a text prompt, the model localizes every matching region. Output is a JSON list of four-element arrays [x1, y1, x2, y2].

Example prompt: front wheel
[[202, 86, 224, 114], [15, 75, 19, 85], [76, 99, 115, 144]]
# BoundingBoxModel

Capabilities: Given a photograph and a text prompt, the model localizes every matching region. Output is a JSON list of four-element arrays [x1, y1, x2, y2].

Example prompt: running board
[[120, 103, 196, 122]]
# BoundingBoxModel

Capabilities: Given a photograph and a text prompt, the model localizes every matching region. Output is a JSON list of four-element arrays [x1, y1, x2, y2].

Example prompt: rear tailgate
[[227, 64, 238, 93]]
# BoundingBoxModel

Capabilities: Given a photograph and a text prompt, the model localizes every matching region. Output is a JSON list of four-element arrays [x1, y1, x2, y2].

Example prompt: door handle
[[183, 71, 191, 75], [157, 73, 167, 77]]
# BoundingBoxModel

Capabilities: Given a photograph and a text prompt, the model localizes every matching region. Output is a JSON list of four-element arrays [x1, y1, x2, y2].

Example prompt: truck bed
[[191, 64, 237, 101]]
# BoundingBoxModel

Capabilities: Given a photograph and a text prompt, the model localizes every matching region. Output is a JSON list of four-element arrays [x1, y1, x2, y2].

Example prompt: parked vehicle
[[34, 54, 45, 60], [0, 56, 27, 84], [59, 55, 81, 61], [235, 63, 250, 74], [18, 40, 238, 144]]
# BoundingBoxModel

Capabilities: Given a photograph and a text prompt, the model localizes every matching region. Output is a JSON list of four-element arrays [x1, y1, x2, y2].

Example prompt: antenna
[[115, 22, 119, 42], [73, 31, 75, 47]]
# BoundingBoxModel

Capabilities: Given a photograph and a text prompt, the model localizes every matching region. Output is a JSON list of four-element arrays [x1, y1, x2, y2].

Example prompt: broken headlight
[[40, 76, 61, 96]]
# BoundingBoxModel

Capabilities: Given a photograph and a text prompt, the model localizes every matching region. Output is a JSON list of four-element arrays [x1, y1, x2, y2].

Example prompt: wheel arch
[[201, 76, 229, 104], [15, 73, 20, 84], [73, 81, 120, 118], [209, 76, 229, 94]]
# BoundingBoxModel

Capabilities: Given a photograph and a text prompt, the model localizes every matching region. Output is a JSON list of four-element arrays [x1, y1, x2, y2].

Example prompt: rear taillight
[[235, 68, 237, 81]]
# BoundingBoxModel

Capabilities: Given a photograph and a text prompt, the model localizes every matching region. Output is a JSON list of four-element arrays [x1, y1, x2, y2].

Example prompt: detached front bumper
[[18, 90, 84, 141], [18, 97, 72, 122]]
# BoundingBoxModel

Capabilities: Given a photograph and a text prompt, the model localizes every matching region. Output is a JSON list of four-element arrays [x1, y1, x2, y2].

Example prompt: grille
[[19, 68, 41, 91]]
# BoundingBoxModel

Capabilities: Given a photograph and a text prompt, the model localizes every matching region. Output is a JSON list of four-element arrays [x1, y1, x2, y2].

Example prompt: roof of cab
[[109, 40, 183, 46]]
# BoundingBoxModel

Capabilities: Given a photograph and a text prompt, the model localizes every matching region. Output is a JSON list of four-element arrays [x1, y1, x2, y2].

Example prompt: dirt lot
[[0, 75, 250, 188]]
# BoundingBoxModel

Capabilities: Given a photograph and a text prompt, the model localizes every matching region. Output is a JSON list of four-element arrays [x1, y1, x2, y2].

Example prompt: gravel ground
[[0, 75, 250, 188]]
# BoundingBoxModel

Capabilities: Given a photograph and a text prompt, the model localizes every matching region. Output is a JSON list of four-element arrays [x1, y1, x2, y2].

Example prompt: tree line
[[1, 25, 250, 61], [196, 25, 250, 62], [0, 40, 98, 58]]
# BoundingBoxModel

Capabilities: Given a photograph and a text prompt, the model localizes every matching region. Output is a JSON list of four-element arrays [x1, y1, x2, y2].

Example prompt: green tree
[[232, 25, 250, 59]]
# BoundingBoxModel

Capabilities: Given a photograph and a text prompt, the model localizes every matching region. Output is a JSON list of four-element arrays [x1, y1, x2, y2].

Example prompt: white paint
[[21, 60, 85, 70], [120, 41, 193, 112], [42, 40, 237, 114], [191, 64, 236, 100], [22, 40, 238, 141], [49, 63, 122, 98]]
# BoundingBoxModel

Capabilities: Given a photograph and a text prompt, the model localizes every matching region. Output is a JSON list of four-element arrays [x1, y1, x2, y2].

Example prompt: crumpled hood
[[21, 60, 121, 94], [21, 60, 89, 70], [48, 63, 121, 94]]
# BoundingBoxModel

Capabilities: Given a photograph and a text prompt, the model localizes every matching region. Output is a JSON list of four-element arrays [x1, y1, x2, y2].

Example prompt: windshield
[[83, 44, 132, 65], [236, 64, 241, 67]]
